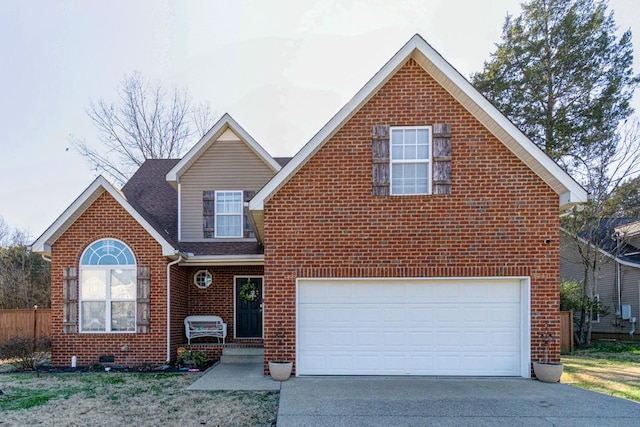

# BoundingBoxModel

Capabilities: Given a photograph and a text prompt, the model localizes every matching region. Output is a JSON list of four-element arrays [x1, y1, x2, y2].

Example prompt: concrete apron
[[277, 376, 640, 427], [186, 362, 281, 391]]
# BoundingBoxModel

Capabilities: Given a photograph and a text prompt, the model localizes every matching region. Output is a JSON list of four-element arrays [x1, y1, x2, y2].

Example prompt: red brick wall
[[169, 263, 189, 361], [263, 59, 560, 374], [51, 192, 169, 367]]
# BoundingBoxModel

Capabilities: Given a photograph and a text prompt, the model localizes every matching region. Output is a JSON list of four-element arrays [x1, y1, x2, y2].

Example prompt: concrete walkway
[[277, 377, 640, 426], [186, 362, 280, 391]]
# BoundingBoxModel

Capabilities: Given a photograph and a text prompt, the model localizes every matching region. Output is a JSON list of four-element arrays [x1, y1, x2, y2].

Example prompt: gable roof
[[166, 113, 281, 184], [122, 158, 181, 245], [250, 34, 587, 214], [615, 220, 640, 239], [562, 218, 640, 268], [30, 175, 178, 257]]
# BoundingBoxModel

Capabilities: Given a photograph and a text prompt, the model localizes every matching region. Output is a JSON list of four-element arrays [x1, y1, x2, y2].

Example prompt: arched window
[[79, 239, 136, 333]]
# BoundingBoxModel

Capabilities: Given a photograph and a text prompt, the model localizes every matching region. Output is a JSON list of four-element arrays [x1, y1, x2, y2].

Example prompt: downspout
[[616, 260, 622, 317], [613, 232, 622, 317], [166, 253, 184, 363]]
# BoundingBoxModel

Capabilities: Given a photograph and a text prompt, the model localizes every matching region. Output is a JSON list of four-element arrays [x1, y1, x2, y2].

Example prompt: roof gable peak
[[166, 113, 281, 183], [249, 33, 587, 212], [31, 176, 176, 257]]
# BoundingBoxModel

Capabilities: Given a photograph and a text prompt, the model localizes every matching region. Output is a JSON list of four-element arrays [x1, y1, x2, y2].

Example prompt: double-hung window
[[215, 191, 243, 237], [591, 294, 600, 323], [79, 239, 136, 333], [390, 126, 431, 195]]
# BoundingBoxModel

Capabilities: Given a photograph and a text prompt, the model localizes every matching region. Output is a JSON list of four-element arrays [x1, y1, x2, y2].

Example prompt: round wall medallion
[[194, 270, 212, 289]]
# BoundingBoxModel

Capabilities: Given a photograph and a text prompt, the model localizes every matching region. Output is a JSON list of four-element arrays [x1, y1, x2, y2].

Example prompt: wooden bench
[[184, 315, 227, 345]]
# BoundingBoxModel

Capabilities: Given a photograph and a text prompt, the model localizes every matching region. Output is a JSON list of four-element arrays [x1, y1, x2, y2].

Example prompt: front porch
[[175, 265, 265, 364], [178, 342, 264, 364]]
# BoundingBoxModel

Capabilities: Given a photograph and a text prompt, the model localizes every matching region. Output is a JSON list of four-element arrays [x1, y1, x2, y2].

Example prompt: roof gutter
[[166, 252, 184, 363], [180, 254, 264, 266]]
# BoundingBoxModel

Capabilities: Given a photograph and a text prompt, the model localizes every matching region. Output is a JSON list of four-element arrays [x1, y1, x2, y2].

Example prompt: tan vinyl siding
[[180, 138, 276, 240], [560, 232, 640, 334], [618, 266, 640, 331]]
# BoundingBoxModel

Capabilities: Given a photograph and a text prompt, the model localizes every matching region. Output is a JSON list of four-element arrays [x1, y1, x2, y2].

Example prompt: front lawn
[[0, 371, 278, 426], [561, 342, 640, 403]]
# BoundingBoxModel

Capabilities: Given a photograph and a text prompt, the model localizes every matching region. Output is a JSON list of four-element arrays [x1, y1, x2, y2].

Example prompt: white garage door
[[297, 278, 529, 377]]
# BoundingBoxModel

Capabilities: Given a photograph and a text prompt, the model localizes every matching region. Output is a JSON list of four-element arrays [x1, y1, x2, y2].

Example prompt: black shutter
[[432, 124, 452, 195], [203, 191, 215, 238], [243, 190, 256, 238], [62, 267, 78, 333], [372, 125, 390, 196], [136, 266, 151, 333]]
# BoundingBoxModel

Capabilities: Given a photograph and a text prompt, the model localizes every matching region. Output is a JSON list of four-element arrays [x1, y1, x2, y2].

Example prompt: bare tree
[[0, 223, 51, 309], [72, 71, 215, 186], [0, 216, 9, 248], [563, 118, 640, 345]]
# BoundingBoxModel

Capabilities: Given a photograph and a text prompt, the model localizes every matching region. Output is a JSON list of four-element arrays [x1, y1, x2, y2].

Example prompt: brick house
[[31, 34, 586, 377]]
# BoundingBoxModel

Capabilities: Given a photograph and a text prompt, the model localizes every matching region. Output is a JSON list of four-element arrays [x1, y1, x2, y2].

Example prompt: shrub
[[176, 349, 208, 369], [0, 335, 51, 371], [560, 280, 582, 312]]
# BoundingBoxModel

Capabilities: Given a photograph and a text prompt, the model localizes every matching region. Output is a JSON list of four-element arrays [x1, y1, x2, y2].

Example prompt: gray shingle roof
[[580, 218, 640, 265]]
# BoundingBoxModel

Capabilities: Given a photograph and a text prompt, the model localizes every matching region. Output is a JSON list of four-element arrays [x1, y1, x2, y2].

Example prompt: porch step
[[220, 347, 264, 364]]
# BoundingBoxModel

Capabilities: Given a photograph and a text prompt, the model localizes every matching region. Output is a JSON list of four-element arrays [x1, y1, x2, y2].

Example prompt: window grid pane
[[81, 302, 106, 331], [215, 191, 243, 237], [81, 270, 106, 299], [390, 127, 431, 195], [81, 239, 135, 266], [111, 302, 135, 331], [111, 269, 136, 300]]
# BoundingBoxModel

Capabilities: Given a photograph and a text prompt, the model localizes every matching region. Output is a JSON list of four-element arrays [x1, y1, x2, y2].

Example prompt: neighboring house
[[561, 219, 640, 340], [31, 34, 587, 378]]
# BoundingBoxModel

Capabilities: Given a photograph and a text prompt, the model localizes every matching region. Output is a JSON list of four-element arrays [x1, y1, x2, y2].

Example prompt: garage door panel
[[298, 279, 526, 376]]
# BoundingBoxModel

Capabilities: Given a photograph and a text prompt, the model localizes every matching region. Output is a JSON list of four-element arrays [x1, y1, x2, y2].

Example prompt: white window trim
[[389, 125, 432, 195], [214, 190, 243, 238], [79, 239, 137, 334], [79, 265, 137, 334], [194, 269, 213, 289]]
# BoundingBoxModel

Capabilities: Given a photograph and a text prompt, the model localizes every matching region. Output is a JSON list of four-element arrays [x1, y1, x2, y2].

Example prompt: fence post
[[33, 305, 38, 352]]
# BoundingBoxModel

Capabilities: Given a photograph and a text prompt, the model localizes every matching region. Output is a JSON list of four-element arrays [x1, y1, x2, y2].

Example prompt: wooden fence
[[560, 310, 574, 353], [0, 309, 51, 345]]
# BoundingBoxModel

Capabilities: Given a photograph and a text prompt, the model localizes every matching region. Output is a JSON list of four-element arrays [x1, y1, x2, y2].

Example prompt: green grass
[[0, 373, 179, 412], [562, 343, 640, 403], [0, 372, 279, 425], [0, 382, 84, 411]]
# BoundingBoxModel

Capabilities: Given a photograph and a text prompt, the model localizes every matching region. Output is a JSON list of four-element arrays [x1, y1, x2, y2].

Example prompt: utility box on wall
[[621, 304, 632, 320]]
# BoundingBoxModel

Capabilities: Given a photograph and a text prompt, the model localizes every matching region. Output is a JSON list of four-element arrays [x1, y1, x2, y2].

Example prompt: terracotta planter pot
[[533, 362, 564, 383], [269, 361, 293, 381]]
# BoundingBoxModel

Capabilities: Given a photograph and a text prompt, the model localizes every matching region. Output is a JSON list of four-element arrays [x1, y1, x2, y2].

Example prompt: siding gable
[[180, 132, 276, 241]]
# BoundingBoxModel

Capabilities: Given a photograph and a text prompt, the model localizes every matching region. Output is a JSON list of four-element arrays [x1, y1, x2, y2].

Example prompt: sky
[[1, 0, 639, 240]]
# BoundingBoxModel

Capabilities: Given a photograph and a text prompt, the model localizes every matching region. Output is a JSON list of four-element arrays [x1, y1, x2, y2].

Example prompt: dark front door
[[235, 277, 263, 338]]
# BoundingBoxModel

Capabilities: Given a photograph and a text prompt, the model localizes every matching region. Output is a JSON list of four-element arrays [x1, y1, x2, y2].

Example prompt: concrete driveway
[[277, 377, 640, 426]]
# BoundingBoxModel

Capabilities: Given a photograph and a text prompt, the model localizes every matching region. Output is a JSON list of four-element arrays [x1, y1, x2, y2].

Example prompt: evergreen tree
[[473, 0, 640, 346], [472, 0, 639, 172]]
